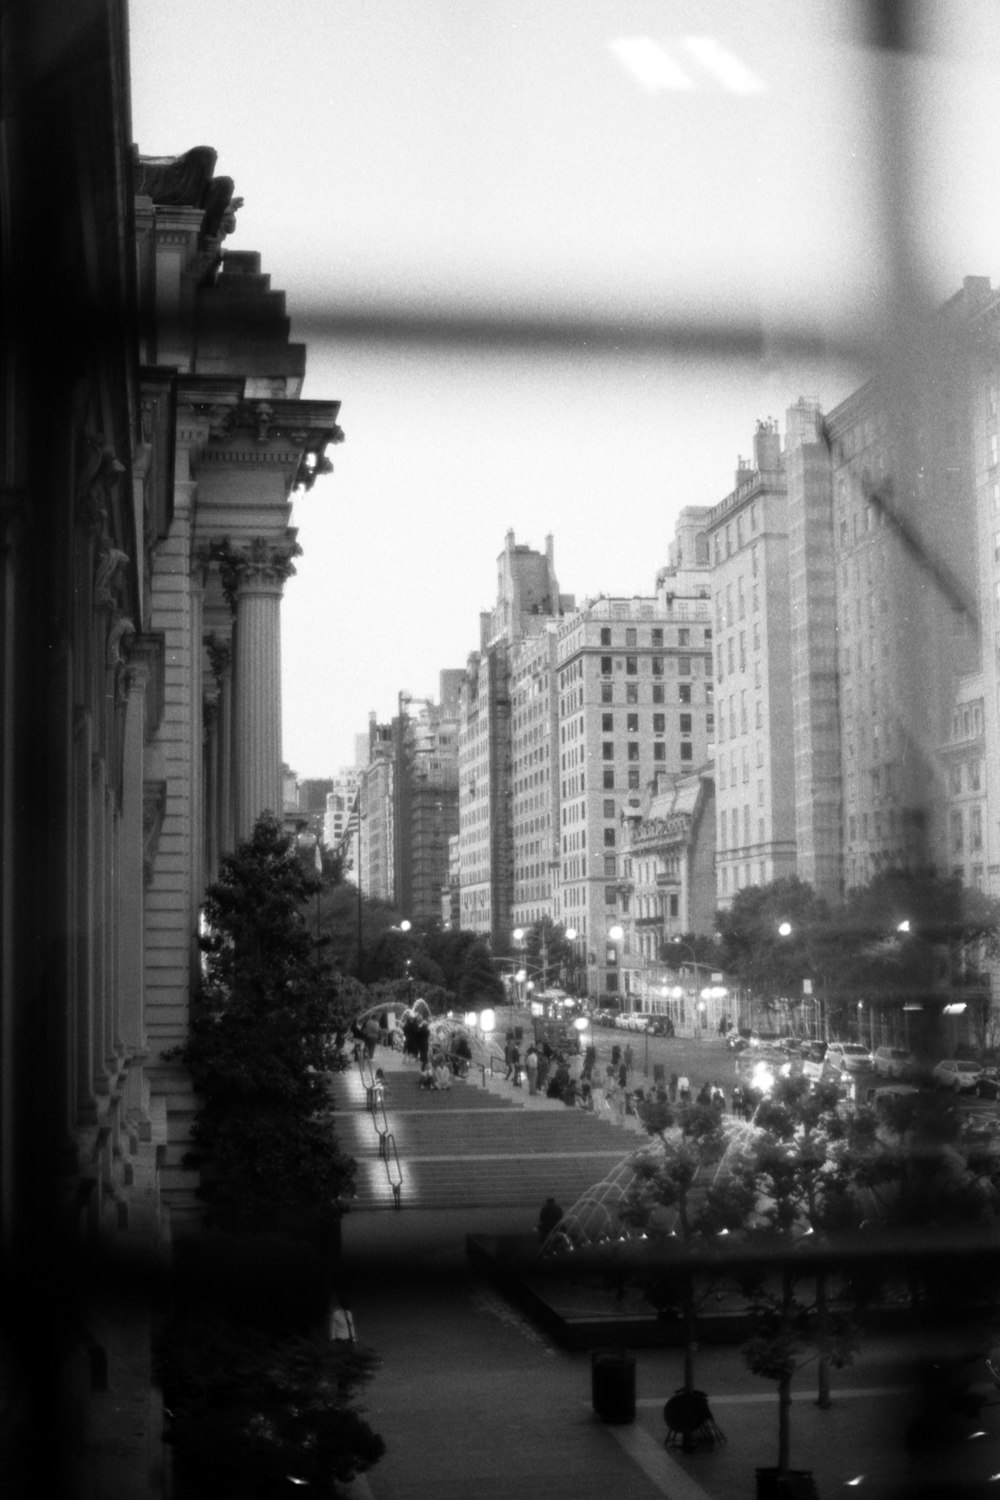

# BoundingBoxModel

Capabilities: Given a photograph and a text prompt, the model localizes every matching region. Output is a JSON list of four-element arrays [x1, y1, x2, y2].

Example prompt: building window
[[625, 627, 637, 649], [605, 885, 618, 905], [601, 655, 612, 675], [626, 681, 638, 704], [600, 627, 612, 645], [653, 713, 665, 733], [627, 742, 639, 761], [680, 742, 693, 761], [652, 684, 664, 704], [679, 713, 692, 734], [604, 827, 616, 847], [603, 769, 615, 789], [602, 712, 614, 732], [627, 713, 638, 732], [600, 681, 613, 704], [626, 656, 638, 675], [651, 655, 663, 677], [678, 656, 691, 676], [603, 798, 615, 817], [951, 808, 964, 853], [602, 742, 614, 760], [628, 767, 640, 789], [678, 627, 690, 647], [652, 627, 663, 646]]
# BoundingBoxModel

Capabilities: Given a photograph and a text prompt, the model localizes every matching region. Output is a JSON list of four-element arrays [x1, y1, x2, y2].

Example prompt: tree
[[751, 1076, 863, 1408], [156, 1234, 384, 1497], [740, 1081, 861, 1478], [457, 940, 504, 1011], [162, 815, 381, 1490], [175, 813, 355, 1240], [618, 1099, 756, 1438], [715, 877, 830, 1018], [519, 918, 573, 986]]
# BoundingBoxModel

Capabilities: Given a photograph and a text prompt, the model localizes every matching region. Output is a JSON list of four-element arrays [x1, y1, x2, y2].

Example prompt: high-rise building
[[706, 422, 797, 908], [458, 532, 573, 946], [823, 278, 988, 892], [396, 673, 463, 925], [359, 717, 396, 902], [554, 511, 714, 998], [510, 624, 562, 933]]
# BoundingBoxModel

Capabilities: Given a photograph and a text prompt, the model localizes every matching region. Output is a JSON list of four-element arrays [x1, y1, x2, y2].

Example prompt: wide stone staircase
[[328, 1044, 638, 1214]]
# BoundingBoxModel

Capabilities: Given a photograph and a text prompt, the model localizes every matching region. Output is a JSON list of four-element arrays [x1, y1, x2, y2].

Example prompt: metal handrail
[[355, 1054, 404, 1208]]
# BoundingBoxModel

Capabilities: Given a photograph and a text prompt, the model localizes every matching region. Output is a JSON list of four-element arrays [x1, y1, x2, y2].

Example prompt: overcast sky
[[128, 0, 1000, 778]]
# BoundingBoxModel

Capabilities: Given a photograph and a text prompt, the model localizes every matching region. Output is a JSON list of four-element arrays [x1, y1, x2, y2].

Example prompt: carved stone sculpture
[[133, 145, 243, 245]]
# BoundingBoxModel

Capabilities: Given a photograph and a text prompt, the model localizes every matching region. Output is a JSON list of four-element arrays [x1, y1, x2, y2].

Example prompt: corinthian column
[[229, 544, 294, 839]]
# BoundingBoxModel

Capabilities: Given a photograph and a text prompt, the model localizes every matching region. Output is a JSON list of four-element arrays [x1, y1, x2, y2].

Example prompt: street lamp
[[607, 922, 625, 1011], [777, 920, 827, 1042]]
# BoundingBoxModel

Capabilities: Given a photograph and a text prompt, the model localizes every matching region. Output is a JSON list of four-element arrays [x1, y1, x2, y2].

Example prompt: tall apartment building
[[458, 532, 573, 946], [359, 717, 396, 902], [510, 624, 562, 932], [554, 510, 714, 998], [946, 282, 999, 894], [396, 672, 463, 925], [720, 280, 999, 916], [706, 424, 797, 907], [824, 278, 988, 892]]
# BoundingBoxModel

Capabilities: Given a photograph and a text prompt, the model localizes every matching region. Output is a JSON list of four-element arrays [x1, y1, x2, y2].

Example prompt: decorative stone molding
[[75, 434, 126, 534], [106, 613, 136, 668], [95, 545, 130, 608], [205, 633, 232, 681], [205, 536, 302, 611], [142, 781, 167, 888]]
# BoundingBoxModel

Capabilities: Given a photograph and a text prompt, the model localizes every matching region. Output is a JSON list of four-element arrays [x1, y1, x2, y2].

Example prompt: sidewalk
[[337, 1271, 1000, 1500]]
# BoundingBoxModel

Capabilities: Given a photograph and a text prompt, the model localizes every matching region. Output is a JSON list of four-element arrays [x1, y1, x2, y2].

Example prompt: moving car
[[932, 1058, 984, 1093], [872, 1045, 918, 1080], [825, 1042, 872, 1074]]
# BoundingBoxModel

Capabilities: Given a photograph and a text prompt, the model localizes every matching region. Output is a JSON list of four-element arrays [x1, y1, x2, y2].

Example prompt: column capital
[[202, 535, 301, 611]]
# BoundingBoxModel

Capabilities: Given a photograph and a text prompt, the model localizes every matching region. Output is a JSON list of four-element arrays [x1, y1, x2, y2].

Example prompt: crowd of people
[[345, 1007, 764, 1122]]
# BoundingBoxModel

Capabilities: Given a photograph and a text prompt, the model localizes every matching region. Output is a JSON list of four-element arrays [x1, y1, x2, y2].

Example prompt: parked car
[[825, 1042, 873, 1074], [646, 1016, 675, 1037], [932, 1058, 984, 1093], [725, 1028, 758, 1052], [978, 1067, 1000, 1100], [873, 1045, 918, 1080]]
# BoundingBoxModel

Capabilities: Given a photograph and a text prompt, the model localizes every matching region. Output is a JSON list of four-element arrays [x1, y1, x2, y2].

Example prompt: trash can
[[755, 1468, 818, 1499], [591, 1350, 636, 1424]]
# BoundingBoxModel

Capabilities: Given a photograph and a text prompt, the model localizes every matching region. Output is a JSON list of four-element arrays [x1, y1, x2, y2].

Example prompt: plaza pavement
[[335, 1040, 1000, 1499]]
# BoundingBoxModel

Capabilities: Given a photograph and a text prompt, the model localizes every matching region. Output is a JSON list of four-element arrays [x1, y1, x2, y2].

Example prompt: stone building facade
[[458, 532, 572, 947], [553, 512, 714, 997], [2, 8, 341, 1483], [706, 421, 797, 908]]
